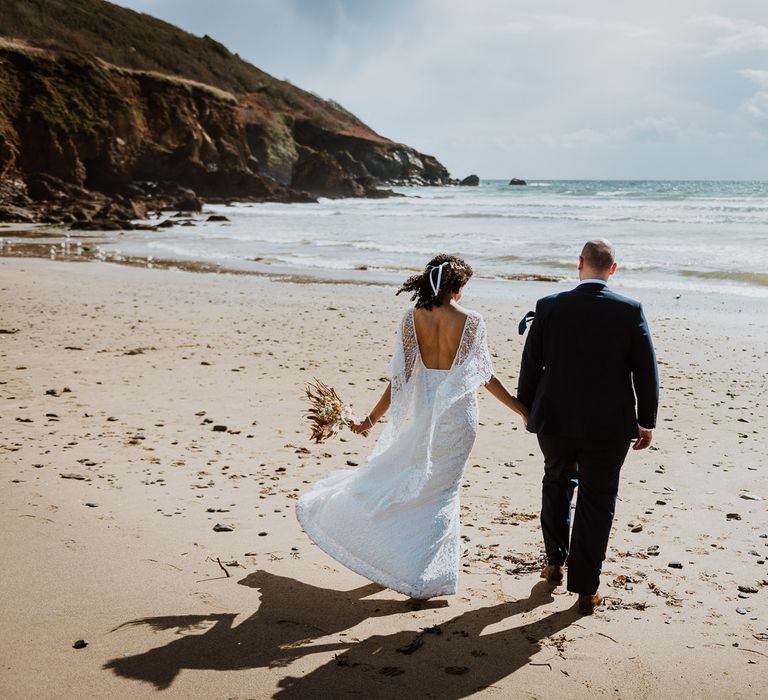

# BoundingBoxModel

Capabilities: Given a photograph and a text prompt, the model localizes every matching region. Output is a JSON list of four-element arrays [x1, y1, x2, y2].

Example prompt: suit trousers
[[537, 433, 631, 595]]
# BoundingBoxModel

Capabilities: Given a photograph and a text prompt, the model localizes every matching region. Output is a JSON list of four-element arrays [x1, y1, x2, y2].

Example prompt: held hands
[[518, 402, 529, 428], [633, 427, 653, 450]]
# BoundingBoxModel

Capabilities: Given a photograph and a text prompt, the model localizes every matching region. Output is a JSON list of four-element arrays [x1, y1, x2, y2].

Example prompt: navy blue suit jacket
[[517, 282, 659, 440]]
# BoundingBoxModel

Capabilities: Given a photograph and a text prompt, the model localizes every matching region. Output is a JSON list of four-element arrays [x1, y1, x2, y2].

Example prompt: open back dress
[[296, 308, 494, 598]]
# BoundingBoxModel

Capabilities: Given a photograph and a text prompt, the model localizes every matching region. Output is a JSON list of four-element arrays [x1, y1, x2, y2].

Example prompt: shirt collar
[[579, 278, 608, 286]]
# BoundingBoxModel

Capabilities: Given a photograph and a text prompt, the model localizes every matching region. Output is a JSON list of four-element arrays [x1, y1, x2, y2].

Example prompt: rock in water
[[508, 178, 527, 186], [459, 175, 480, 186], [206, 215, 230, 222]]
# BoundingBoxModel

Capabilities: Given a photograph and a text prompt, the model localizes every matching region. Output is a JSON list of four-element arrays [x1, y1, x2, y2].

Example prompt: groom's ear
[[577, 256, 584, 271], [609, 262, 617, 276]]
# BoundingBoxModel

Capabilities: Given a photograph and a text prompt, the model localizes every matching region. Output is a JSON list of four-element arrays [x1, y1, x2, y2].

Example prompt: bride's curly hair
[[396, 254, 474, 310]]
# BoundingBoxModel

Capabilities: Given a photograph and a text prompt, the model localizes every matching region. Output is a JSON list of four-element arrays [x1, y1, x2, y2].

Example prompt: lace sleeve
[[401, 308, 418, 383], [456, 311, 494, 385], [391, 309, 418, 396], [475, 315, 495, 384]]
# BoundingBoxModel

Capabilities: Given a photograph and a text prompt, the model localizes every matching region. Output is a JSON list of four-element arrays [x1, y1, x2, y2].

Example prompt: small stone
[[631, 525, 643, 533], [84, 502, 98, 508], [346, 460, 359, 467], [738, 585, 759, 594], [60, 473, 88, 480], [212, 425, 227, 432], [656, 500, 667, 506], [213, 523, 233, 532], [73, 639, 88, 649], [741, 493, 763, 501], [258, 531, 268, 536], [726, 513, 742, 520], [736, 607, 748, 615], [668, 561, 683, 569], [738, 593, 750, 599], [107, 416, 118, 422]]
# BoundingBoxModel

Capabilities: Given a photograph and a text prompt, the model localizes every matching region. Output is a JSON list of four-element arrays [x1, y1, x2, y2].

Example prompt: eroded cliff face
[[0, 42, 312, 224], [0, 11, 451, 227]]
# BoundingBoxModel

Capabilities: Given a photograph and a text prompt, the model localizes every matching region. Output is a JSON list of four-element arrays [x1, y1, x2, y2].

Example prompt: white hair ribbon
[[427, 261, 449, 296]]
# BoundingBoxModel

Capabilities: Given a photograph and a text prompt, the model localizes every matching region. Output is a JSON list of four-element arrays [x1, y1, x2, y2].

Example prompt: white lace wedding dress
[[296, 307, 494, 598]]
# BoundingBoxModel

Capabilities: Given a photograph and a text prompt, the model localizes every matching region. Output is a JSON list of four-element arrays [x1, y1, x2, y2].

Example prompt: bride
[[296, 254, 528, 599]]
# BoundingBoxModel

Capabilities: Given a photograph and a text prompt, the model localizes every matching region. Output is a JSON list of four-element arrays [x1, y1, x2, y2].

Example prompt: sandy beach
[[1, 256, 766, 699]]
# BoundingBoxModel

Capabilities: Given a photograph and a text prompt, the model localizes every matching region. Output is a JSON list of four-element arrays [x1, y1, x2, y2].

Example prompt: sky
[[114, 0, 768, 180]]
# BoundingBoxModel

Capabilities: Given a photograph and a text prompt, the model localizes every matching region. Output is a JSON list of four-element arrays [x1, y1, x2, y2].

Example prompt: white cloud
[[739, 69, 768, 118], [695, 16, 768, 55], [541, 118, 682, 148]]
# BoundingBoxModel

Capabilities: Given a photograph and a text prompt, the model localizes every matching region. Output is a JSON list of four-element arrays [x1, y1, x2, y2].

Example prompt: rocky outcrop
[[0, 42, 318, 225], [509, 178, 527, 186], [0, 0, 453, 225], [460, 175, 480, 186]]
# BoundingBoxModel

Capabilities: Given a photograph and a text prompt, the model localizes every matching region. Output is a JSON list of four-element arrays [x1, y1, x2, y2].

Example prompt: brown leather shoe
[[540, 564, 564, 586], [577, 593, 603, 615]]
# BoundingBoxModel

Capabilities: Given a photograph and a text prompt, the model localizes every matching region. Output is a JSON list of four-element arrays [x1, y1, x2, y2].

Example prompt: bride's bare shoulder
[[452, 304, 481, 320]]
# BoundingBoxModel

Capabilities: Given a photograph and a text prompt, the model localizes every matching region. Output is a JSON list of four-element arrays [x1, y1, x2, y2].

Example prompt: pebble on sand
[[213, 523, 234, 532]]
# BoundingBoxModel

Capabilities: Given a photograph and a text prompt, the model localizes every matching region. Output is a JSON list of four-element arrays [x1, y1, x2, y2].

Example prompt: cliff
[[0, 0, 451, 225]]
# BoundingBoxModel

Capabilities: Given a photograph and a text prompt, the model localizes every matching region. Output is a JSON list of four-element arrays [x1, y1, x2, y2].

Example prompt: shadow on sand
[[104, 571, 578, 698], [103, 570, 445, 689]]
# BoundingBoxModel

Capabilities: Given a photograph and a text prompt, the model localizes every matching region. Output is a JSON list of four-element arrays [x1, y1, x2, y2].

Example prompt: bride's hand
[[348, 416, 374, 435], [516, 400, 529, 427]]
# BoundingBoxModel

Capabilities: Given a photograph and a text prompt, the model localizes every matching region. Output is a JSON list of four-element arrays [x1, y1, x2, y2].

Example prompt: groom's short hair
[[581, 239, 615, 271]]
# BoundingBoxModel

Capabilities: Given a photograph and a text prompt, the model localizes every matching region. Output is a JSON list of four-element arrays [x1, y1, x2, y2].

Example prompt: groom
[[517, 239, 659, 614]]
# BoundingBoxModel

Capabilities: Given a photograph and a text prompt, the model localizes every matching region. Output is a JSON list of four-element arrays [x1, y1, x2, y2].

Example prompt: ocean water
[[104, 179, 768, 297]]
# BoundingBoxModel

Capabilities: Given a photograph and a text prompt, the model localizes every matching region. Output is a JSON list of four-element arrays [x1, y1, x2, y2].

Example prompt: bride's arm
[[484, 375, 528, 425], [348, 382, 391, 434]]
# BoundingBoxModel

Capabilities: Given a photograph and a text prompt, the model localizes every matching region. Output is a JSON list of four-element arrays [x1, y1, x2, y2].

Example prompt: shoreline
[[2, 222, 767, 302]]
